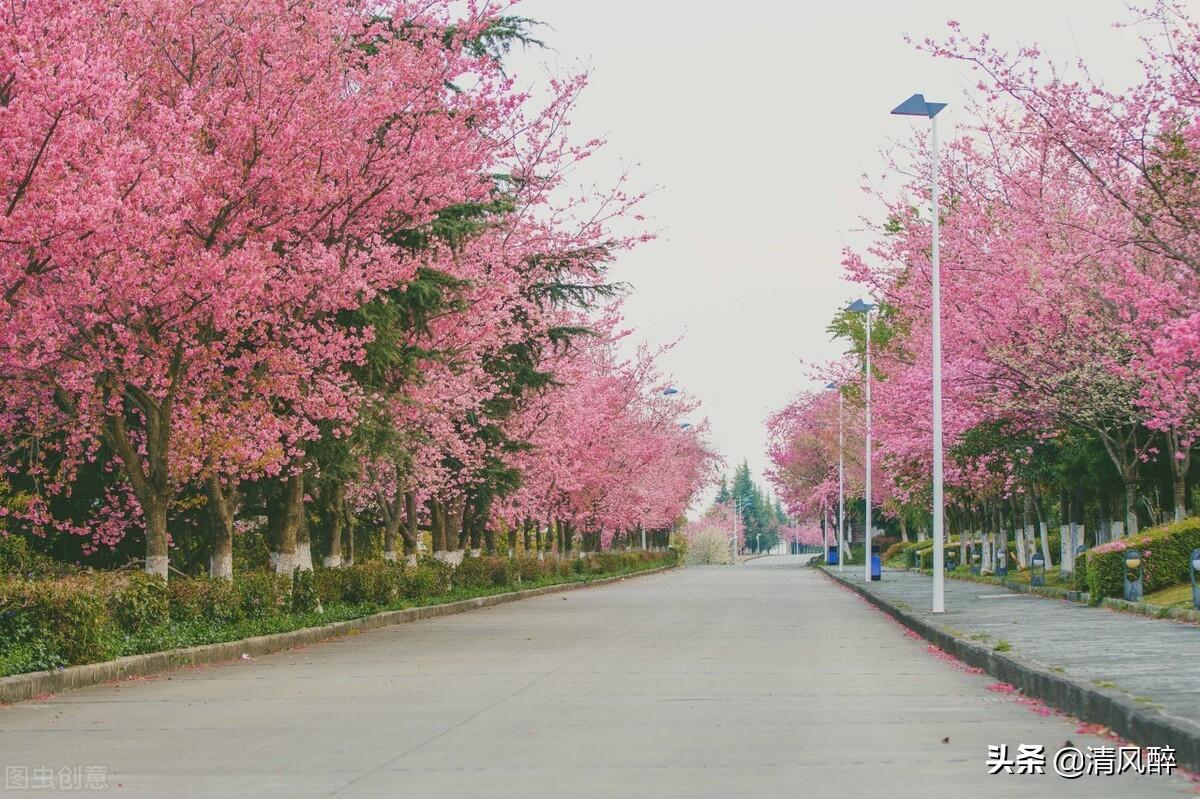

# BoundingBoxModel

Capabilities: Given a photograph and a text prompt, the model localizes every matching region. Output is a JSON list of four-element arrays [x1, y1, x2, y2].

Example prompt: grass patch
[[1143, 582, 1195, 609]]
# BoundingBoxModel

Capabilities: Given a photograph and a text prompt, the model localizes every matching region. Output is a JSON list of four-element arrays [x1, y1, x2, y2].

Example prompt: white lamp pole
[[864, 308, 873, 582], [847, 299, 875, 581], [827, 381, 846, 572], [892, 93, 948, 612], [838, 390, 845, 573], [930, 112, 946, 613]]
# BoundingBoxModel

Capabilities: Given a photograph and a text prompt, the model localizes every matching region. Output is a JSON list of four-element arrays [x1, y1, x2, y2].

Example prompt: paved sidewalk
[[0, 561, 1191, 798], [828, 567, 1200, 730]]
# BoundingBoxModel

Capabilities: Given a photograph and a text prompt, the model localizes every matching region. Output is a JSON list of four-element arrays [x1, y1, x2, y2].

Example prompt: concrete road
[[0, 559, 1191, 798]]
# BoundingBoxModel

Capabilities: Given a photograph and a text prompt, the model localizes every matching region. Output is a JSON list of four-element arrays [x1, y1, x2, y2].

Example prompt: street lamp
[[732, 495, 751, 560], [847, 299, 874, 581], [892, 92, 948, 613], [827, 380, 845, 573]]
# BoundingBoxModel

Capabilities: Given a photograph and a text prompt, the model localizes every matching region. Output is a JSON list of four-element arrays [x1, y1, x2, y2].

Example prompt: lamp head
[[891, 93, 948, 118], [846, 299, 875, 314]]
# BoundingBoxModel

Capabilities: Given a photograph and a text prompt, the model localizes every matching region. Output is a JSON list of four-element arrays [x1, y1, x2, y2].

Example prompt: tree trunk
[[206, 475, 235, 579], [404, 491, 419, 556], [1030, 488, 1052, 566], [268, 473, 303, 574], [430, 500, 446, 553], [1015, 498, 1028, 569], [1123, 475, 1139, 537], [344, 498, 356, 566], [1168, 429, 1191, 523], [294, 474, 313, 572], [381, 495, 401, 562], [899, 516, 909, 543], [450, 498, 467, 552], [141, 494, 170, 579], [105, 393, 174, 580], [324, 482, 344, 568]]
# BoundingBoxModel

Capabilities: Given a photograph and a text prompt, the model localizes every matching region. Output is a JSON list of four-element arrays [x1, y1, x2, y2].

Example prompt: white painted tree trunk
[[210, 551, 233, 580], [323, 554, 343, 568], [146, 555, 169, 580], [383, 548, 398, 562], [295, 541, 313, 572], [434, 550, 464, 566], [270, 551, 297, 574]]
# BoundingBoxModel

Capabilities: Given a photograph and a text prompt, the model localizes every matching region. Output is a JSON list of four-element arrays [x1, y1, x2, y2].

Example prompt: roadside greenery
[[0, 549, 675, 678]]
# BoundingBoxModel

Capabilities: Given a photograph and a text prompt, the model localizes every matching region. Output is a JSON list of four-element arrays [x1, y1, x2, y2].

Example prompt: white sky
[[504, 0, 1155, 507]]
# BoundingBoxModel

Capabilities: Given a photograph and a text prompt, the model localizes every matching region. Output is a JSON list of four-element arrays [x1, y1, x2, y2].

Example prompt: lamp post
[[891, 92, 948, 612], [847, 299, 874, 581], [732, 495, 751, 561], [654, 387, 683, 550], [827, 380, 846, 572]]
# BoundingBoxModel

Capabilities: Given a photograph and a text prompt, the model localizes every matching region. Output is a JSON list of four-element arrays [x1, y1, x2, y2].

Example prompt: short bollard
[[1031, 551, 1046, 587], [1191, 548, 1200, 610], [1124, 548, 1143, 603], [996, 548, 1007, 579], [870, 544, 881, 581]]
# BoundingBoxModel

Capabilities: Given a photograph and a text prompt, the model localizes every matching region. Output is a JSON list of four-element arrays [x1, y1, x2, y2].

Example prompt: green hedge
[[1086, 518, 1200, 599], [0, 550, 675, 677]]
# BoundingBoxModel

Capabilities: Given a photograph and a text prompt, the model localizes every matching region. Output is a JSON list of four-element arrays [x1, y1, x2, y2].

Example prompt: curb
[[818, 567, 1200, 771], [0, 565, 675, 706]]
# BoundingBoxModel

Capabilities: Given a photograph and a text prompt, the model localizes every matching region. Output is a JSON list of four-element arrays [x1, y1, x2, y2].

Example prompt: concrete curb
[[0, 565, 675, 706], [819, 567, 1200, 771]]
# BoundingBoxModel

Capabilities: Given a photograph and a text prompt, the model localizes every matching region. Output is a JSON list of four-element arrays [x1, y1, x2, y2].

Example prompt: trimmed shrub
[[454, 555, 520, 589], [416, 557, 454, 595], [1073, 553, 1089, 592], [168, 577, 243, 623], [111, 572, 169, 633], [516, 555, 553, 582], [312, 566, 351, 607], [235, 571, 291, 619], [345, 562, 405, 605], [1086, 518, 1200, 599], [454, 554, 491, 590], [0, 575, 120, 666], [0, 550, 677, 678], [291, 567, 318, 613], [402, 564, 449, 603]]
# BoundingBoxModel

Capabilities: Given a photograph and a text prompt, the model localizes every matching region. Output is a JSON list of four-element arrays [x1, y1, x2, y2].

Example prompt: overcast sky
[[504, 0, 1155, 509]]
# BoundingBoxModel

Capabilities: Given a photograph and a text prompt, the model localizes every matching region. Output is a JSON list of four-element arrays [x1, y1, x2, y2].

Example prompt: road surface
[[0, 557, 1190, 797]]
